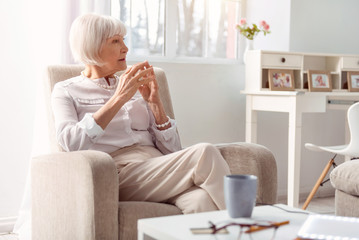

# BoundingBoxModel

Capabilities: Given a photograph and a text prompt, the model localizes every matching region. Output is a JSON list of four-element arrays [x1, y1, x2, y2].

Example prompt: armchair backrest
[[44, 65, 176, 152]]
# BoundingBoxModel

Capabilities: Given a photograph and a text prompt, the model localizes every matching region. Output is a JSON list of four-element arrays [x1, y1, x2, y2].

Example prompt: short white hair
[[69, 13, 127, 66]]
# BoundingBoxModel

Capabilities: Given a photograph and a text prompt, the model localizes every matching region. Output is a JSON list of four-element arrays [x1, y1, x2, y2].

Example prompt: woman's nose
[[122, 44, 128, 53]]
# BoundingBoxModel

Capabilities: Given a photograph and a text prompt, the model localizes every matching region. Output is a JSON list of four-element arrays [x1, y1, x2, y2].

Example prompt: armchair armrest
[[32, 150, 118, 240], [215, 142, 277, 205]]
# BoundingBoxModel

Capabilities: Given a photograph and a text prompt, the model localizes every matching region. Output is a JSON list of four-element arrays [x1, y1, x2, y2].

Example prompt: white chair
[[302, 102, 359, 210]]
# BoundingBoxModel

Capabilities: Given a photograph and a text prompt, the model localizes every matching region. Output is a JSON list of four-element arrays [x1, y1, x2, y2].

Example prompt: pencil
[[245, 220, 290, 233]]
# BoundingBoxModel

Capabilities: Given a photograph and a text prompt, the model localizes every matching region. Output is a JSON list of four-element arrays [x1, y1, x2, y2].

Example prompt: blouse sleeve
[[51, 83, 104, 152], [148, 110, 182, 154]]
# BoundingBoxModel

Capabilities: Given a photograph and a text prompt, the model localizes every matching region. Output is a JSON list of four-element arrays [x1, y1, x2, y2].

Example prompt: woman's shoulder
[[53, 75, 85, 89]]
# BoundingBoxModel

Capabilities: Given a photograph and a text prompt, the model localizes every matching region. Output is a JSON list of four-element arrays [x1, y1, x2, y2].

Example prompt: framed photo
[[307, 70, 332, 92], [347, 71, 359, 92], [268, 69, 295, 91]]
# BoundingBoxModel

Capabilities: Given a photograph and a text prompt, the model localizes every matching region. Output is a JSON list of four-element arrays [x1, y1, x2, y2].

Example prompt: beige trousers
[[110, 143, 230, 214]]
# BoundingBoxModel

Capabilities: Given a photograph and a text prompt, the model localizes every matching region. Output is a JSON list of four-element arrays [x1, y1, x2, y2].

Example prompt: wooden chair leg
[[302, 157, 335, 210]]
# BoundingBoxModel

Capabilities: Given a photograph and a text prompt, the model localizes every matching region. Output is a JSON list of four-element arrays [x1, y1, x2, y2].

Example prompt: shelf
[[247, 50, 359, 93], [241, 89, 359, 96], [302, 71, 340, 75]]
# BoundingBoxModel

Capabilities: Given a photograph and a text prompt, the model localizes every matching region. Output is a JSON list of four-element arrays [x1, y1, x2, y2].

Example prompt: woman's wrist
[[154, 112, 170, 127], [149, 102, 171, 130], [155, 116, 171, 128]]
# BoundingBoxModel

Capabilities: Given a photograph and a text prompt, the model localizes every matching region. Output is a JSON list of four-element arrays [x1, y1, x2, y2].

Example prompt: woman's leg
[[113, 143, 230, 212], [167, 186, 218, 214]]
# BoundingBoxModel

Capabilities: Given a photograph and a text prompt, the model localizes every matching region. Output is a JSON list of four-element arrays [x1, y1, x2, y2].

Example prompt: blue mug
[[224, 174, 257, 218]]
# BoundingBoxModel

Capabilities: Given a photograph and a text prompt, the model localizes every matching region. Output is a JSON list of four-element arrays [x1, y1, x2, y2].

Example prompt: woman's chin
[[117, 62, 127, 71]]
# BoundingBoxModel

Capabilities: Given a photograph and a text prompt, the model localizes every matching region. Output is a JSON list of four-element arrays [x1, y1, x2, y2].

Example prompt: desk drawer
[[342, 57, 359, 69], [262, 53, 302, 68]]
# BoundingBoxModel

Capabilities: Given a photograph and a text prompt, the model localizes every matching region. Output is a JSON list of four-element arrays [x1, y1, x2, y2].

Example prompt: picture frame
[[347, 71, 359, 92], [307, 70, 332, 92], [268, 69, 295, 91]]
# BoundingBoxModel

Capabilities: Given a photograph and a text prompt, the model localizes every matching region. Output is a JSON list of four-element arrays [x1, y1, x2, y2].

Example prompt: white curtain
[[13, 1, 110, 239]]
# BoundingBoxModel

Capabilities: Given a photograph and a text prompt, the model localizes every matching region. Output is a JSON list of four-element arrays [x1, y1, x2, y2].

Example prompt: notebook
[[297, 214, 359, 240]]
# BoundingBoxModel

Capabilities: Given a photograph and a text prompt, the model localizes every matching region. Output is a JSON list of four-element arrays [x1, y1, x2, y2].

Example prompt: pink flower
[[259, 20, 267, 27], [263, 23, 270, 31], [235, 19, 271, 40], [239, 18, 247, 26]]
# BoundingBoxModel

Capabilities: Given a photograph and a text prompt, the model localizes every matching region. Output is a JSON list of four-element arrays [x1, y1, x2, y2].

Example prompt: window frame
[[110, 0, 245, 64]]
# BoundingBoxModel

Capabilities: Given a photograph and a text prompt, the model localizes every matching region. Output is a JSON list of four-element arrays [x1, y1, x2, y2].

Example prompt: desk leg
[[246, 95, 257, 143], [287, 111, 302, 207], [345, 114, 351, 162], [137, 231, 144, 240]]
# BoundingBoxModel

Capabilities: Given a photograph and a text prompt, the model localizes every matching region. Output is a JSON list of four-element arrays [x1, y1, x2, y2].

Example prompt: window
[[111, 0, 242, 60], [111, 0, 165, 56]]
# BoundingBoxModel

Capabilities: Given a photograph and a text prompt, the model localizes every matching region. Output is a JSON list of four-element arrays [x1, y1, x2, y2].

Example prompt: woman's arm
[[93, 62, 155, 130], [52, 84, 104, 151], [138, 67, 182, 153], [148, 110, 182, 154], [138, 67, 172, 131]]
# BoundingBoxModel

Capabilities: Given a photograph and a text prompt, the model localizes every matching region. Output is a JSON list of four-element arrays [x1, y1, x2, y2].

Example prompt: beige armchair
[[32, 65, 278, 240]]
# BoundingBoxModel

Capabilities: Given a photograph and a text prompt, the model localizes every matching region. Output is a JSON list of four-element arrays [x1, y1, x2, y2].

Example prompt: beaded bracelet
[[156, 116, 171, 128]]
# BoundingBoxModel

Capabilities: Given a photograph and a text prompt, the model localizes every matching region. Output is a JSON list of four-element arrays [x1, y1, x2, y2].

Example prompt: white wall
[[0, 1, 36, 229], [0, 0, 65, 232], [245, 0, 291, 51], [290, 0, 359, 54]]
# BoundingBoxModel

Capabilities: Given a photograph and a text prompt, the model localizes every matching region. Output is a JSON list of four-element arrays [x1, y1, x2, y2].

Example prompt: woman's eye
[[113, 39, 119, 43]]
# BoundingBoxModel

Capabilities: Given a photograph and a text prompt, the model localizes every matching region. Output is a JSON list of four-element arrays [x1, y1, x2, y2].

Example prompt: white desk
[[138, 204, 309, 240], [243, 90, 359, 207]]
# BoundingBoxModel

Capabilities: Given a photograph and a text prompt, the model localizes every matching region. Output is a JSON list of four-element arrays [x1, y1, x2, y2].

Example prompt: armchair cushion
[[334, 189, 359, 217], [118, 202, 181, 240], [330, 160, 359, 196]]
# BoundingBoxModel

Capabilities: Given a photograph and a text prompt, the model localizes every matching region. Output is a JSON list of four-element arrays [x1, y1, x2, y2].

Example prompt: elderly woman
[[51, 13, 230, 214]]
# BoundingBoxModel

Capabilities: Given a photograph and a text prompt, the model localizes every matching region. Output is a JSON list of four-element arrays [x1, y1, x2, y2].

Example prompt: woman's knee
[[191, 143, 221, 159], [184, 143, 230, 175], [194, 143, 227, 164], [193, 142, 217, 152]]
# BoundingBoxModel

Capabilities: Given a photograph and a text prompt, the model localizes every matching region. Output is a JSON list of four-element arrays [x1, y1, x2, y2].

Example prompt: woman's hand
[[138, 66, 161, 105], [138, 65, 170, 130], [114, 61, 155, 103], [116, 60, 170, 130]]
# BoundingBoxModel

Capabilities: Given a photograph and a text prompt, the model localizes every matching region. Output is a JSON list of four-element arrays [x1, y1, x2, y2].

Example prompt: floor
[[0, 234, 18, 240], [0, 196, 335, 240], [299, 196, 335, 215]]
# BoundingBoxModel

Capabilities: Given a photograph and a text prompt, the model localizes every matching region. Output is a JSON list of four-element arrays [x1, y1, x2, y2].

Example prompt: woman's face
[[99, 34, 128, 73]]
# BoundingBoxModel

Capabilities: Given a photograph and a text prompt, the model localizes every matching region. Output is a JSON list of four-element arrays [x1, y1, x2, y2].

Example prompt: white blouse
[[51, 75, 182, 154]]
